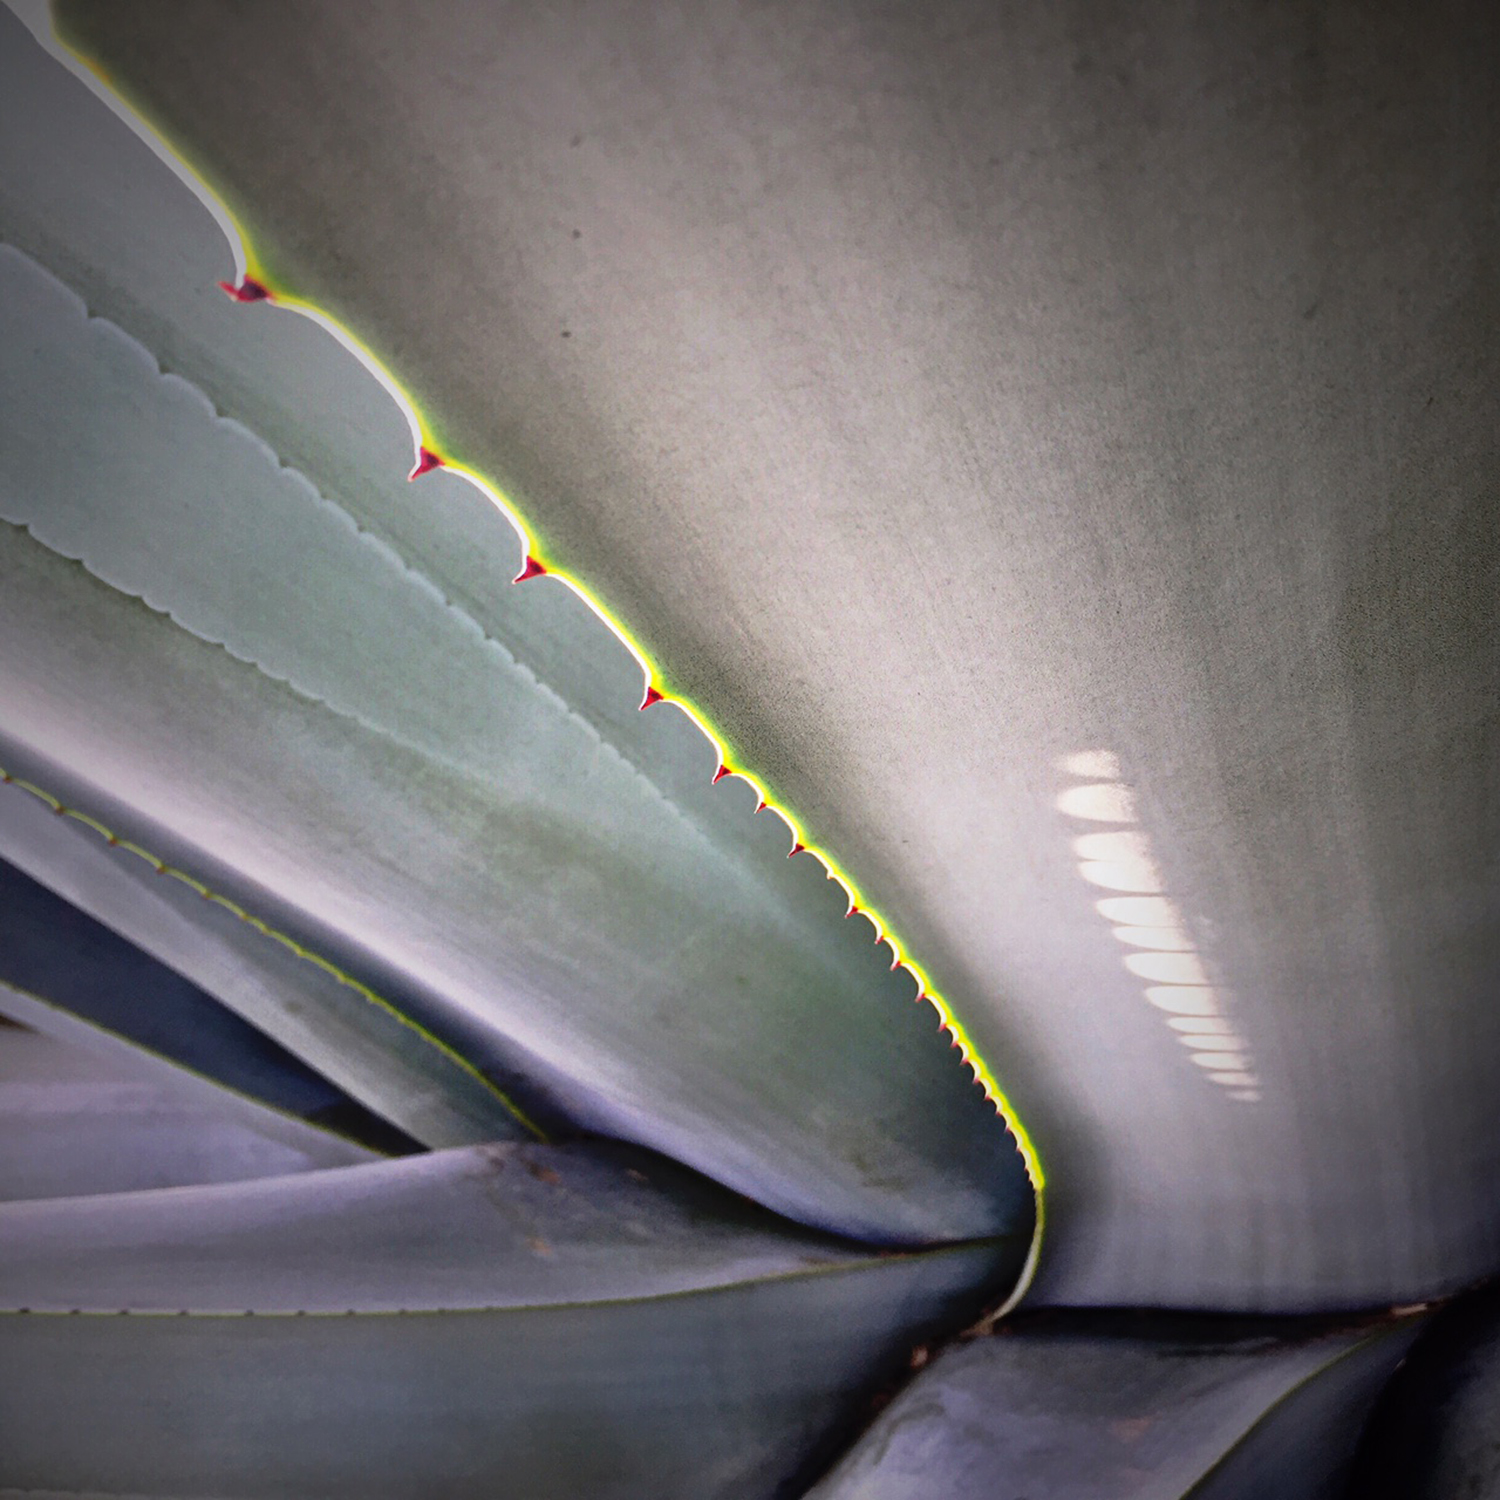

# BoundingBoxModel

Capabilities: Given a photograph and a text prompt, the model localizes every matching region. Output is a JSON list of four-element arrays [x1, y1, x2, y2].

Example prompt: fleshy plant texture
[[2, 1, 1499, 1496]]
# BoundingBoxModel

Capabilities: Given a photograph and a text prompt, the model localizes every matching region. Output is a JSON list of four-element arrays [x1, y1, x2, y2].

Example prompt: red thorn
[[787, 842, 805, 859], [512, 554, 547, 583], [408, 446, 443, 480], [639, 685, 664, 711], [711, 763, 733, 784], [890, 953, 901, 971], [753, 797, 767, 813], [846, 902, 859, 918], [218, 276, 270, 303]]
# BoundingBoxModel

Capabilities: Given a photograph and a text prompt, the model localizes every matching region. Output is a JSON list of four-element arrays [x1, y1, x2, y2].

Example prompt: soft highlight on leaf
[[0, 1142, 1027, 1499], [0, 6, 1037, 1248]]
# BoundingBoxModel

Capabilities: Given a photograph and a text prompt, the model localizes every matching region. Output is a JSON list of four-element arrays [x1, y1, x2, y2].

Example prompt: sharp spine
[[218, 276, 270, 303], [408, 445, 444, 480]]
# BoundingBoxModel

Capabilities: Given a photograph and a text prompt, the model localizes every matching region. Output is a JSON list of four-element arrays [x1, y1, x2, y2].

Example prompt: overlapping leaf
[[0, 1142, 1026, 1499], [0, 985, 373, 1199], [0, 5, 1032, 1246], [0, 776, 543, 1149], [808, 1308, 1425, 1498], [0, 855, 422, 1153]]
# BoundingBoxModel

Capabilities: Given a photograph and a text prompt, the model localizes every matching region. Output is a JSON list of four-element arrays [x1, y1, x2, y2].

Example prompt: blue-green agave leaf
[[37, 0, 1500, 1319], [0, 986, 373, 1200], [807, 1308, 1424, 1499], [0, 854, 423, 1154], [0, 1142, 1026, 1499], [0, 768, 545, 1150], [0, 5, 1032, 1246]]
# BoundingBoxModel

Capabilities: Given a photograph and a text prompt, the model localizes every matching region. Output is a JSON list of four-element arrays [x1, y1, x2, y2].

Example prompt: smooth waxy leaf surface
[[0, 1142, 1026, 1499], [0, 4, 1033, 1248], [0, 988, 372, 1200], [0, 854, 419, 1154], [0, 770, 542, 1150], [44, 0, 1500, 1310], [808, 1309, 1425, 1499]]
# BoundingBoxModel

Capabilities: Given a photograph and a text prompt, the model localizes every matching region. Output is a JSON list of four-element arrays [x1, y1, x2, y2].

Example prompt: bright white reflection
[[1111, 924, 1193, 950], [1144, 985, 1221, 1015], [1176, 1033, 1242, 1051], [1079, 859, 1165, 894], [1073, 830, 1151, 862], [1061, 749, 1258, 1104], [1096, 896, 1183, 927], [1192, 1051, 1249, 1070], [1056, 782, 1137, 822], [1123, 951, 1210, 985], [1062, 749, 1122, 779]]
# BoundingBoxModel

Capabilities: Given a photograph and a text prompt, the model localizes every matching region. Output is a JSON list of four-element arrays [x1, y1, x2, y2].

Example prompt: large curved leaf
[[0, 5, 1033, 1246], [0, 1142, 1027, 1499], [0, 767, 544, 1150], [42, 0, 1500, 1312], [0, 854, 420, 1153], [807, 1308, 1424, 1498], [0, 985, 372, 1199]]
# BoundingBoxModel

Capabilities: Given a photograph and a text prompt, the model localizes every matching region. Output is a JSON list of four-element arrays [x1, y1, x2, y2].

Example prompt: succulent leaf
[[0, 855, 422, 1155], [807, 1309, 1426, 1499], [0, 987, 374, 1200], [0, 763, 546, 1150], [0, 5, 1034, 1247], [0, 1143, 1027, 1499]]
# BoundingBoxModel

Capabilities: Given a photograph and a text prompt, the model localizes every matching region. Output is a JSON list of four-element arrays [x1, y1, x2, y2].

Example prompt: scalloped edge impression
[[20, 1, 1045, 1287]]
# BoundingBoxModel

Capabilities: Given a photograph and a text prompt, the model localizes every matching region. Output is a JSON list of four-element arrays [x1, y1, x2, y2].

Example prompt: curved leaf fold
[[0, 772, 542, 1149], [0, 5, 1032, 1246], [0, 1143, 1026, 1499], [0, 853, 421, 1154], [807, 1308, 1424, 1498], [0, 986, 372, 1200]]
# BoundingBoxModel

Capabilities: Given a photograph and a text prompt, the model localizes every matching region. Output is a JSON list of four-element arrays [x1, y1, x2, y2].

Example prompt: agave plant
[[0, 2, 1495, 1496]]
